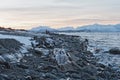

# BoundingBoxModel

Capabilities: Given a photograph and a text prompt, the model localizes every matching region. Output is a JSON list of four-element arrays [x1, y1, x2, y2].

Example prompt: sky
[[0, 0, 120, 29]]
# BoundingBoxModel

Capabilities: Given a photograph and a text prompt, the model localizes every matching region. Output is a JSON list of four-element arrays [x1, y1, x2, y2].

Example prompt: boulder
[[0, 56, 10, 69], [45, 73, 58, 79], [34, 48, 50, 56], [34, 36, 55, 49], [52, 48, 82, 71], [16, 63, 29, 69], [109, 47, 120, 54], [53, 48, 71, 66], [0, 56, 6, 62], [45, 38, 55, 48], [0, 45, 9, 55], [0, 39, 23, 54], [81, 72, 96, 80], [82, 65, 97, 76], [0, 74, 10, 80]]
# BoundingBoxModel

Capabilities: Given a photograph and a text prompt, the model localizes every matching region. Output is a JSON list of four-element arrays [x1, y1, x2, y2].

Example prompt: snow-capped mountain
[[30, 24, 120, 32], [30, 26, 57, 32], [58, 26, 75, 31], [77, 24, 120, 32]]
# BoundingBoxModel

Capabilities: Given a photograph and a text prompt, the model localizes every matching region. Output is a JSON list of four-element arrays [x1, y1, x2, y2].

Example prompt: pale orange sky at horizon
[[0, 0, 120, 29]]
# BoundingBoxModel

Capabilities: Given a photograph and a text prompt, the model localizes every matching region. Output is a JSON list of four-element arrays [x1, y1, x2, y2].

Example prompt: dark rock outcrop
[[0, 39, 23, 69], [109, 47, 120, 54], [0, 39, 23, 54]]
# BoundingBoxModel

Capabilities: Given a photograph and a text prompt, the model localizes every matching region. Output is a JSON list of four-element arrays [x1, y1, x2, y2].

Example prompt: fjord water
[[60, 32, 120, 70]]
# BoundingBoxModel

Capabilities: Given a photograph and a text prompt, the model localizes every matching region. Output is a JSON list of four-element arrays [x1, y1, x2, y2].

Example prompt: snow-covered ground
[[60, 32, 120, 70]]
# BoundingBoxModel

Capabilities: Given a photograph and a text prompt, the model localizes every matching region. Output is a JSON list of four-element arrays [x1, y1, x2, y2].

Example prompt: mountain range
[[30, 26, 57, 32], [30, 24, 120, 32]]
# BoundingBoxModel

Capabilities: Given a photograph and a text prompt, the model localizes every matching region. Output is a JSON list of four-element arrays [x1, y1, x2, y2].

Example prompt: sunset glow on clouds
[[0, 0, 120, 29]]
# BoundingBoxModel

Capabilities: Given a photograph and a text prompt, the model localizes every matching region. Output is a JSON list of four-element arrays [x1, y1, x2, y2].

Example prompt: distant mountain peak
[[30, 26, 57, 32], [77, 24, 120, 32], [29, 24, 120, 32], [58, 26, 75, 31]]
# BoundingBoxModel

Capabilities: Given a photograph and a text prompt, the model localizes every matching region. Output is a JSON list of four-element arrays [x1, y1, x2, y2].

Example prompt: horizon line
[[0, 23, 120, 30]]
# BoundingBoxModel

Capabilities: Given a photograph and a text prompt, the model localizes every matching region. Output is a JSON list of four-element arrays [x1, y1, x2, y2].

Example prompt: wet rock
[[0, 56, 10, 69], [34, 48, 50, 56], [80, 39, 89, 52], [45, 38, 55, 48], [25, 76, 32, 80], [45, 73, 58, 80], [34, 36, 55, 49], [97, 72, 106, 78], [97, 63, 106, 68], [95, 48, 104, 53], [16, 63, 29, 69], [84, 51, 92, 54], [0, 74, 10, 80], [109, 47, 120, 54], [81, 72, 96, 80], [0, 39, 23, 53], [0, 45, 9, 55], [82, 65, 97, 76], [53, 48, 71, 66], [71, 73, 81, 79], [46, 35, 84, 52], [0, 39, 23, 63], [40, 65, 57, 72], [0, 56, 6, 62]]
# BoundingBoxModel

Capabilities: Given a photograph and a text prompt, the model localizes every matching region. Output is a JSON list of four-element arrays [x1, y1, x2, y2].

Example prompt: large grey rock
[[0, 39, 23, 54], [0, 56, 10, 69], [34, 36, 55, 49], [45, 73, 58, 79], [0, 74, 10, 80], [16, 63, 29, 69], [82, 65, 97, 76], [0, 45, 9, 55], [109, 47, 120, 54], [53, 48, 71, 66], [34, 48, 50, 56], [0, 56, 6, 62], [45, 38, 55, 48]]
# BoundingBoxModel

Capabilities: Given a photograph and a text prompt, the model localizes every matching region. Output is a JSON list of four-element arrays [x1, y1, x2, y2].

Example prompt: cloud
[[55, 0, 84, 3], [51, 18, 120, 27], [0, 0, 120, 29]]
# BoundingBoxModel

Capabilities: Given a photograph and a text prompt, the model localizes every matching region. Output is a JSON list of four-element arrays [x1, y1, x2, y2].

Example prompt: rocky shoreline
[[0, 32, 120, 80]]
